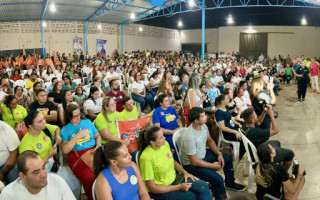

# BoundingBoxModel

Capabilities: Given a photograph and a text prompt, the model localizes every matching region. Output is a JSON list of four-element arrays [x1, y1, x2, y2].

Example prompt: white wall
[[0, 21, 181, 56], [180, 29, 219, 52]]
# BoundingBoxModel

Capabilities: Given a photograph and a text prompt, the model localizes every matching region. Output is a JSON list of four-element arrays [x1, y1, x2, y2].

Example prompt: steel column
[[121, 24, 124, 53], [201, 2, 205, 61], [85, 21, 88, 54], [41, 20, 45, 57]]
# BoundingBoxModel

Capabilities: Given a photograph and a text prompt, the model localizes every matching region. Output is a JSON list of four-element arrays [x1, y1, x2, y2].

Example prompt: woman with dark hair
[[58, 90, 77, 126], [61, 104, 101, 200], [62, 75, 77, 92], [171, 68, 180, 84], [20, 110, 81, 199], [10, 69, 22, 82], [0, 95, 27, 129], [30, 81, 42, 103], [48, 82, 63, 107], [222, 88, 242, 120], [173, 81, 183, 101], [84, 86, 103, 120], [149, 71, 160, 94], [254, 143, 305, 200], [132, 72, 154, 113], [138, 126, 212, 200], [224, 75, 235, 91], [93, 141, 151, 200], [14, 85, 29, 110], [161, 70, 172, 82], [45, 67, 55, 82]]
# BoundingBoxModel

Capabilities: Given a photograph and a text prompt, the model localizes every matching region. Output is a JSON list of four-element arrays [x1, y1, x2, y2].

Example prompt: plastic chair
[[13, 80, 26, 88], [128, 84, 141, 114], [239, 128, 259, 192], [172, 128, 188, 165], [215, 118, 240, 163], [92, 179, 97, 200]]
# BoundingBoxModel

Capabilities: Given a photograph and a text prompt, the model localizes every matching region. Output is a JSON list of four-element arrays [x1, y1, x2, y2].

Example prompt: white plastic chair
[[92, 179, 97, 200], [172, 128, 188, 164], [128, 84, 141, 114], [239, 128, 259, 192], [215, 118, 240, 163], [135, 150, 139, 168], [45, 82, 52, 89], [13, 80, 26, 88]]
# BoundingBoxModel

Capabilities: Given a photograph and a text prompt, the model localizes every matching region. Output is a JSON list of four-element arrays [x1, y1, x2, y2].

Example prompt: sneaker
[[298, 99, 301, 102], [312, 90, 315, 93], [226, 182, 246, 192], [302, 98, 305, 102]]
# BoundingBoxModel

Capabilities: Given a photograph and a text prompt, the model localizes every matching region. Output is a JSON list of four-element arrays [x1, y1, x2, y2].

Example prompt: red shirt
[[309, 63, 319, 77], [106, 91, 126, 112], [10, 75, 22, 82]]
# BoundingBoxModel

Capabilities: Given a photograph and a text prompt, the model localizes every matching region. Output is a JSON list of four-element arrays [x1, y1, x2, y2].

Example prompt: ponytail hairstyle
[[214, 94, 226, 107], [93, 140, 124, 177], [254, 143, 275, 188], [88, 86, 99, 104], [101, 96, 112, 123], [137, 126, 160, 160]]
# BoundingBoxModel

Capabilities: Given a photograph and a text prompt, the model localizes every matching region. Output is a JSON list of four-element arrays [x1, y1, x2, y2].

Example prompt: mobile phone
[[270, 77, 274, 83], [52, 143, 57, 149]]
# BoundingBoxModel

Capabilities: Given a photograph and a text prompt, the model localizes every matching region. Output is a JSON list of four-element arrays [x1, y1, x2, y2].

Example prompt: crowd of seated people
[[0, 50, 313, 200]]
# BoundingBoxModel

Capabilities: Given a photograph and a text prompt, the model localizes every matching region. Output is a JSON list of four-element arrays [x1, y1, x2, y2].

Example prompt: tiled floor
[[81, 83, 318, 200]]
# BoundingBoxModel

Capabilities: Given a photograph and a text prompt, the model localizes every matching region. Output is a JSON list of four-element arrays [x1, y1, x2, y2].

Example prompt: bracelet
[[96, 144, 102, 147], [217, 152, 223, 156]]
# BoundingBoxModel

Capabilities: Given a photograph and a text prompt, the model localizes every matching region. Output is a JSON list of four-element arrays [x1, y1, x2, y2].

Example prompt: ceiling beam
[[41, 0, 49, 19]]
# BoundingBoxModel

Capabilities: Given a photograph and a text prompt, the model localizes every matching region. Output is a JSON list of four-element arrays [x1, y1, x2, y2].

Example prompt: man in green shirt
[[121, 96, 139, 121], [284, 65, 293, 84]]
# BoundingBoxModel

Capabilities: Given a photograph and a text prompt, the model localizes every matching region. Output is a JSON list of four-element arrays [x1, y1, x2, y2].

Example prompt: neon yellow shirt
[[26, 79, 38, 89], [120, 106, 139, 121], [19, 124, 58, 159], [94, 112, 124, 144], [139, 142, 176, 186], [1, 105, 27, 129]]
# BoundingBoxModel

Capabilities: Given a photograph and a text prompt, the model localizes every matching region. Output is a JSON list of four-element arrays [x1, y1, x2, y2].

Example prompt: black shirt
[[29, 101, 56, 115], [242, 124, 270, 147], [48, 91, 63, 105], [253, 162, 289, 200], [296, 66, 310, 81]]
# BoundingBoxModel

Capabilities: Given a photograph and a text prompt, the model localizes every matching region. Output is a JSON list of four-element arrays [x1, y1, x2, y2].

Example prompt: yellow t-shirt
[[120, 106, 139, 121], [19, 124, 58, 159], [26, 79, 38, 89], [94, 112, 124, 144], [1, 105, 27, 129], [139, 142, 176, 186]]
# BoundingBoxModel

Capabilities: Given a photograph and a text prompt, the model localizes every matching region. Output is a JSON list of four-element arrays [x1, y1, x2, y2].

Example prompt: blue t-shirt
[[205, 87, 219, 102], [215, 107, 235, 130], [61, 119, 98, 151], [153, 106, 178, 131]]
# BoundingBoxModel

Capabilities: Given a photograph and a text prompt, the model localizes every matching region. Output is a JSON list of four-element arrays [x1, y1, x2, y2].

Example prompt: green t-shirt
[[285, 67, 293, 75], [120, 106, 139, 121], [139, 142, 176, 186], [62, 82, 77, 90], [19, 124, 58, 159], [94, 112, 124, 144], [1, 105, 27, 129]]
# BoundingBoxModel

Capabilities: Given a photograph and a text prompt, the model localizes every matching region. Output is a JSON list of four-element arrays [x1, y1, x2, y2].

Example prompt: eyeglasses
[[72, 113, 80, 119]]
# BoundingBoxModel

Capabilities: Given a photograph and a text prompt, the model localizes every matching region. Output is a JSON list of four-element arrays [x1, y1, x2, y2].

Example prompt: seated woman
[[138, 126, 212, 200], [0, 77, 12, 95], [234, 87, 251, 112], [14, 86, 29, 110], [222, 88, 242, 121], [94, 97, 126, 145], [61, 104, 102, 200], [84, 86, 103, 121], [254, 143, 305, 200], [173, 81, 183, 101], [93, 141, 151, 200], [0, 95, 27, 129], [48, 82, 63, 108], [62, 75, 77, 92], [58, 90, 77, 126], [30, 81, 42, 103], [153, 94, 182, 149], [19, 110, 81, 199], [131, 72, 154, 113]]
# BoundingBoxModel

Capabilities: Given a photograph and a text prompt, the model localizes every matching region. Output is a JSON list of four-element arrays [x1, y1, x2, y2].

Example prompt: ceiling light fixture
[[189, 0, 196, 7], [227, 15, 234, 24], [49, 3, 56, 13], [301, 17, 307, 25], [178, 21, 183, 27], [245, 26, 257, 33], [130, 13, 136, 20]]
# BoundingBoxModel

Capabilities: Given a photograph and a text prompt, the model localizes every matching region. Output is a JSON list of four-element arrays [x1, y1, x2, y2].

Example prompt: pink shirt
[[309, 63, 319, 77]]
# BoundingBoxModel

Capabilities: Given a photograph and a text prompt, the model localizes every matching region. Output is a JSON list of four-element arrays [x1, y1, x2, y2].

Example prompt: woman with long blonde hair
[[250, 77, 276, 129]]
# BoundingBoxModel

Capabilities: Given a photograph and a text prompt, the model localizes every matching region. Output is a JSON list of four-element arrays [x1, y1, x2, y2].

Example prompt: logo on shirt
[[167, 153, 172, 159], [109, 121, 113, 125], [160, 112, 164, 116], [43, 136, 47, 142], [36, 143, 42, 149], [16, 112, 20, 116], [165, 114, 176, 123], [130, 175, 138, 185]]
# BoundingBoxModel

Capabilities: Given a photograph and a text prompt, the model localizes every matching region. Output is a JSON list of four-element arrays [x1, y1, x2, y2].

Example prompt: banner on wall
[[73, 37, 83, 52], [97, 39, 107, 56], [117, 116, 150, 154]]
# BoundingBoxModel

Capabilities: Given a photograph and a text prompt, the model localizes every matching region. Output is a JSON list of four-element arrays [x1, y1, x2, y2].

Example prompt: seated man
[[26, 73, 38, 92], [179, 107, 245, 200], [211, 70, 225, 93], [45, 77, 58, 93], [205, 79, 219, 106], [29, 89, 57, 124], [180, 107, 245, 200], [106, 79, 126, 112], [0, 151, 75, 200], [242, 107, 294, 170], [120, 96, 139, 121], [0, 121, 19, 184]]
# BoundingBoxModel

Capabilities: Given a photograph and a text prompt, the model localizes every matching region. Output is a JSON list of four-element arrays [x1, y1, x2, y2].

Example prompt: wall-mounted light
[[245, 26, 257, 33], [227, 15, 234, 24], [178, 21, 183, 27], [130, 13, 136, 20], [139, 26, 143, 32], [98, 24, 102, 29], [301, 17, 307, 25]]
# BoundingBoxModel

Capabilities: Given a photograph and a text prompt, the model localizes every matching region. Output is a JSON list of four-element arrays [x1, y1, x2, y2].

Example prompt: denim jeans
[[183, 149, 235, 200], [0, 164, 19, 183], [149, 178, 212, 200], [131, 92, 154, 111]]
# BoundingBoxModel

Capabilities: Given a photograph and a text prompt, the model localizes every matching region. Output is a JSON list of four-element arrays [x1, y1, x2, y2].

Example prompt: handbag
[[66, 127, 94, 172], [15, 121, 28, 140]]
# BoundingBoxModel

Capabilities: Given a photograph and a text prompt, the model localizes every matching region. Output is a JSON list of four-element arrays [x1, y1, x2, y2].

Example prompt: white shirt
[[132, 81, 145, 93], [234, 97, 248, 111], [244, 90, 252, 105], [45, 74, 55, 82], [0, 121, 20, 166], [84, 97, 103, 115], [105, 72, 119, 81], [263, 75, 269, 84], [0, 174, 76, 200]]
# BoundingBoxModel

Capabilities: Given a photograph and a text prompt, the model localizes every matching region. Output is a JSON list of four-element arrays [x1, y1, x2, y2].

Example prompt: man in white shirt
[[0, 121, 19, 183], [0, 151, 75, 200], [239, 80, 252, 106]]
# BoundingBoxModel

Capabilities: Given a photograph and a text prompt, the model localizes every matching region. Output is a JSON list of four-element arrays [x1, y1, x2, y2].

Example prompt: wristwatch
[[217, 151, 223, 156]]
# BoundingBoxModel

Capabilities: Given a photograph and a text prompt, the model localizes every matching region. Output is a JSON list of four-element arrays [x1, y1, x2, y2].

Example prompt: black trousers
[[298, 80, 307, 99]]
